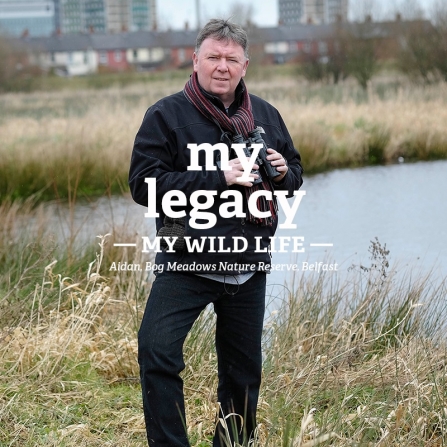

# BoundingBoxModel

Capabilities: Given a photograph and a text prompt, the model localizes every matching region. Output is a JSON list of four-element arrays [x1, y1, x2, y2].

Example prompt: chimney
[[365, 14, 372, 23], [395, 12, 402, 22], [184, 21, 189, 31]]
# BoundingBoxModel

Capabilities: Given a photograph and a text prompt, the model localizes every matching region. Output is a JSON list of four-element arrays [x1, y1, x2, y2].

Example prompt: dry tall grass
[[1, 73, 447, 446], [280, 88, 447, 172], [1, 230, 446, 446], [1, 75, 447, 202]]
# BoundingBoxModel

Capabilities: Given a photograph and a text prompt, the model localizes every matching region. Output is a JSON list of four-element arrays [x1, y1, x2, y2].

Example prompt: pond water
[[274, 159, 447, 279], [42, 160, 447, 291]]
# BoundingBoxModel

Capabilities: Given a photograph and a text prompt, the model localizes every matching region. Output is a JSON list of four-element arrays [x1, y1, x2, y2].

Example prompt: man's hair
[[195, 19, 249, 58]]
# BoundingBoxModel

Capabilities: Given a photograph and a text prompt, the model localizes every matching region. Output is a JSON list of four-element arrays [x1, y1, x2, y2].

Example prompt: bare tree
[[299, 22, 350, 85], [397, 21, 438, 83], [300, 21, 376, 88], [0, 36, 16, 89], [346, 41, 377, 90], [430, 0, 447, 22], [350, 0, 385, 22], [201, 2, 256, 29], [0, 35, 42, 91], [226, 2, 256, 28], [344, 21, 378, 90], [390, 0, 424, 20], [397, 2, 447, 84], [432, 2, 447, 81], [300, 52, 330, 83], [327, 23, 350, 84]]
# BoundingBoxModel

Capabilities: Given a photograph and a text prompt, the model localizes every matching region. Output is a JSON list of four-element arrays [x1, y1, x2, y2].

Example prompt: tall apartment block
[[0, 0, 55, 36], [279, 0, 348, 25], [0, 0, 156, 36], [56, 0, 156, 33], [130, 0, 156, 31], [105, 0, 157, 32]]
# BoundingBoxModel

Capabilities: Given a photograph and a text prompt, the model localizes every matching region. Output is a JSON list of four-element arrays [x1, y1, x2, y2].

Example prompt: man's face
[[193, 37, 249, 108]]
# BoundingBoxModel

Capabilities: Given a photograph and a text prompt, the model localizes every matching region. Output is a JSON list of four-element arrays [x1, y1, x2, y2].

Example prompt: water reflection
[[287, 160, 447, 277], [41, 160, 447, 288]]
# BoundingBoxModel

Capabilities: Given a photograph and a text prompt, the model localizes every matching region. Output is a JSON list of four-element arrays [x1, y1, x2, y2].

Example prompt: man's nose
[[217, 58, 229, 71]]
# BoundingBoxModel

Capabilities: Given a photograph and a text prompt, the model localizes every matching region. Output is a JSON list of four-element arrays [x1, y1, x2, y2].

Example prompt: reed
[[0, 229, 446, 446], [2, 75, 447, 203], [0, 195, 149, 327], [1, 71, 447, 446]]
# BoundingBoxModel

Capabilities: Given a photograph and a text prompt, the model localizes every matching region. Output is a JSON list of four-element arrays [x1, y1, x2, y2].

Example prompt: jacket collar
[[196, 78, 246, 115]]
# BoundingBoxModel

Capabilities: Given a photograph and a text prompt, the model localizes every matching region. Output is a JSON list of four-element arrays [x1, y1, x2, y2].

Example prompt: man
[[129, 19, 303, 447]]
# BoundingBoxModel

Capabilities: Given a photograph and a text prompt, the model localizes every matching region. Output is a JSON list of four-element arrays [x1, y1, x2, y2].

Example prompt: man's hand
[[266, 148, 288, 183], [224, 158, 259, 187]]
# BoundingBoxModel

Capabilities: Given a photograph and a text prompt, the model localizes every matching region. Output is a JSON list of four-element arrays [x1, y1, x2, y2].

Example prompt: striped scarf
[[184, 71, 254, 138], [183, 72, 277, 226]]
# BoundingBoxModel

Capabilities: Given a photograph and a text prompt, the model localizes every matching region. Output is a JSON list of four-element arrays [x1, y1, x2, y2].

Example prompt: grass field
[[1, 72, 447, 202], [1, 228, 446, 446], [1, 71, 447, 446]]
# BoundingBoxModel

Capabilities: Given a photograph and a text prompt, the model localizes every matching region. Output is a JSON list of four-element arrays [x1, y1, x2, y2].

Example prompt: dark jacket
[[129, 83, 304, 273]]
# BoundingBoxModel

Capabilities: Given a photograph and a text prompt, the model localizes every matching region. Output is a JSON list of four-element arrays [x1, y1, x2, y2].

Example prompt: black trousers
[[138, 271, 266, 446]]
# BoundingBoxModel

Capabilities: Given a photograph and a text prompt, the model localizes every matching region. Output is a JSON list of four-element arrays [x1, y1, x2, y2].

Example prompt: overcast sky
[[157, 0, 440, 30]]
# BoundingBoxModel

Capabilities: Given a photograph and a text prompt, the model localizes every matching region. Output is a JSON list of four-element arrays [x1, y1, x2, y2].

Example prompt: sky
[[156, 0, 440, 31]]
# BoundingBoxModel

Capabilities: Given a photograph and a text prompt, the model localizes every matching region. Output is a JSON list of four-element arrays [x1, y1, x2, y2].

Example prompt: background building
[[321, 0, 348, 23], [55, 0, 156, 34], [0, 0, 156, 36], [0, 0, 55, 36], [130, 0, 156, 31], [279, 0, 348, 25], [84, 0, 106, 32], [106, 0, 130, 32]]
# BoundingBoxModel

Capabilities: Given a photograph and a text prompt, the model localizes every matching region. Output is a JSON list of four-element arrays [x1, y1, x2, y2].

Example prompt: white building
[[0, 0, 55, 36], [279, 0, 348, 25]]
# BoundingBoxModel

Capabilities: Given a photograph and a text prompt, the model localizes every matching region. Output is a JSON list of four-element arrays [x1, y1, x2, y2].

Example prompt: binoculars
[[232, 129, 281, 185]]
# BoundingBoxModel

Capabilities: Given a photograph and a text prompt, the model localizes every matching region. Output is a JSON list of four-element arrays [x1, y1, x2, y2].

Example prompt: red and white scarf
[[183, 72, 277, 226]]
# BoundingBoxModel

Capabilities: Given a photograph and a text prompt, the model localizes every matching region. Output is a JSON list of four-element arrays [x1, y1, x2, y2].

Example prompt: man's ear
[[242, 59, 249, 77], [192, 52, 198, 72]]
